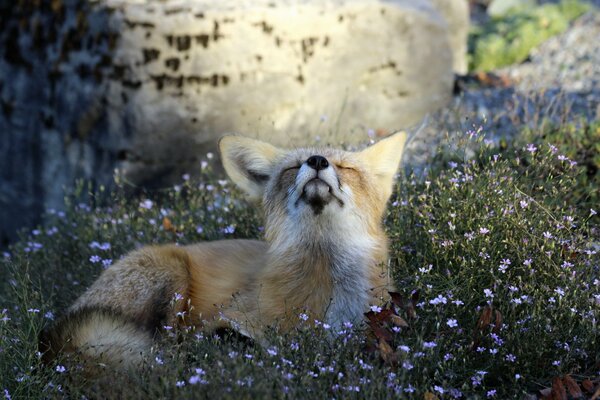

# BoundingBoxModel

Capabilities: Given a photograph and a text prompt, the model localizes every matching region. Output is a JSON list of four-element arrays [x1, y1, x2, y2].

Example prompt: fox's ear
[[358, 131, 408, 201], [219, 135, 284, 199]]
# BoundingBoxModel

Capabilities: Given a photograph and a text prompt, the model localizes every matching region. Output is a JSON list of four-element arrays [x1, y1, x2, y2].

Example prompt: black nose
[[306, 155, 329, 171]]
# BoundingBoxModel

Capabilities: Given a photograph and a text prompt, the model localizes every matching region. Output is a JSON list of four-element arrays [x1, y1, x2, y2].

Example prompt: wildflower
[[102, 259, 112, 268], [182, 173, 190, 181], [139, 199, 153, 210], [267, 347, 278, 356], [552, 360, 561, 366], [298, 313, 309, 321], [429, 295, 447, 305], [519, 200, 528, 209], [398, 345, 410, 353], [434, 385, 445, 394], [89, 255, 101, 263], [55, 365, 66, 373], [447, 319, 458, 328], [543, 231, 553, 239], [526, 144, 537, 154], [222, 225, 235, 234], [423, 341, 437, 349], [554, 287, 565, 297], [484, 289, 494, 299], [370, 305, 382, 313], [44, 311, 54, 320], [176, 381, 185, 387], [155, 357, 164, 365], [558, 155, 568, 161], [444, 353, 454, 361], [548, 144, 558, 153], [27, 308, 40, 313], [523, 259, 532, 267], [479, 227, 490, 235], [487, 389, 497, 397], [402, 361, 414, 370], [4, 389, 11, 400], [452, 300, 464, 306], [590, 209, 597, 216]]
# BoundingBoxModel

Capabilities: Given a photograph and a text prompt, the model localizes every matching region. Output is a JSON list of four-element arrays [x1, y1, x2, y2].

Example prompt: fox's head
[[219, 132, 407, 248]]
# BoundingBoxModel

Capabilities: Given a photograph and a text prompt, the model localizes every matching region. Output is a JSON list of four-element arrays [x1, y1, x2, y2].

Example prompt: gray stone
[[0, 0, 467, 245]]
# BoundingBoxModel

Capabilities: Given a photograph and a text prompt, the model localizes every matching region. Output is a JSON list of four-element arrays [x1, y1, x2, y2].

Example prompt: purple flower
[[370, 305, 382, 313], [90, 255, 101, 263], [139, 199, 154, 210], [447, 319, 458, 328], [526, 144, 537, 154], [423, 341, 437, 349], [55, 365, 66, 373]]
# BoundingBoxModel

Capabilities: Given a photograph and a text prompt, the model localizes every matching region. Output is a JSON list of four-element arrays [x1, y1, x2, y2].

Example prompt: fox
[[39, 131, 408, 368]]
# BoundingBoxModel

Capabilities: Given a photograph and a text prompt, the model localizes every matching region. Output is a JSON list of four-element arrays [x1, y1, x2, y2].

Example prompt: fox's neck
[[262, 224, 387, 329]]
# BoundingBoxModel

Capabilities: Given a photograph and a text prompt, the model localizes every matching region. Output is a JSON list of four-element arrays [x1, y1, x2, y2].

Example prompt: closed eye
[[335, 164, 357, 171], [283, 166, 301, 173]]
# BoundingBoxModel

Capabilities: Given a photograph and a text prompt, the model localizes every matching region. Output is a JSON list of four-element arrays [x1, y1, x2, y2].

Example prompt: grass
[[0, 126, 599, 399]]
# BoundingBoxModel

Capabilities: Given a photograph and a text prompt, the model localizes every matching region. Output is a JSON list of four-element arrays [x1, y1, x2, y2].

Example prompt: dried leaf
[[162, 217, 176, 233], [551, 376, 567, 400], [390, 314, 409, 328], [364, 308, 393, 324], [591, 385, 600, 400], [562, 375, 583, 398], [371, 326, 392, 342], [377, 338, 397, 366], [423, 392, 439, 400], [493, 309, 503, 333], [388, 292, 404, 308], [582, 379, 595, 393], [476, 305, 493, 331]]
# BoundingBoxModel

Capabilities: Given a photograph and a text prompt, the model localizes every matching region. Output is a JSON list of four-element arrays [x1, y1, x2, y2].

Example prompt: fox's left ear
[[358, 131, 408, 202], [219, 135, 284, 199]]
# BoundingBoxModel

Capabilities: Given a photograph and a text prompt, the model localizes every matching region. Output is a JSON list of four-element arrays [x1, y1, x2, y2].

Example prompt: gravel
[[403, 7, 600, 174]]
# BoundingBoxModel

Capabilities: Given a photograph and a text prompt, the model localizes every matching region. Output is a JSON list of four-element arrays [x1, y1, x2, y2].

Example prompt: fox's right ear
[[219, 136, 283, 199]]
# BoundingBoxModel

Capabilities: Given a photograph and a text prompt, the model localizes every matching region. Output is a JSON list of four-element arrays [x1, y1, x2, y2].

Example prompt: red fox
[[39, 131, 408, 367]]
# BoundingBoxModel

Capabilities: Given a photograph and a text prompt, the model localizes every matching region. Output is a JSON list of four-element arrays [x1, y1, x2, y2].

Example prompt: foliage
[[469, 0, 589, 72], [0, 131, 598, 398]]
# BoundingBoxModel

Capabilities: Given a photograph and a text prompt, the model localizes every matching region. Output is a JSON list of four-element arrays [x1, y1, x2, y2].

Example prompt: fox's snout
[[306, 155, 329, 171]]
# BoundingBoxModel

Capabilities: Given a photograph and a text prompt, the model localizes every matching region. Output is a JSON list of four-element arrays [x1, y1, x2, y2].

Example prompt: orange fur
[[40, 132, 408, 366]]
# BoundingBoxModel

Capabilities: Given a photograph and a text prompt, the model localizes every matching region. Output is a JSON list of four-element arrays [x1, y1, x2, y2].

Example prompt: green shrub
[[0, 131, 598, 398], [469, 0, 589, 72]]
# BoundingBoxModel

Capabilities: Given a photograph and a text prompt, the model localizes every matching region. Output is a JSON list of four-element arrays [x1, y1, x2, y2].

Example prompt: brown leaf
[[162, 217, 176, 233], [551, 376, 567, 400], [493, 309, 503, 333], [371, 326, 393, 342], [390, 314, 409, 328], [364, 308, 394, 324], [591, 385, 600, 400], [562, 375, 583, 398], [582, 379, 595, 393], [377, 338, 397, 366], [423, 392, 439, 400], [388, 291, 418, 319], [476, 305, 493, 331], [388, 292, 404, 308]]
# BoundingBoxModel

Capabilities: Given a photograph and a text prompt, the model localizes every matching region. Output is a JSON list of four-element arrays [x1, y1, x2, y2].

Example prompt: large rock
[[0, 0, 468, 245]]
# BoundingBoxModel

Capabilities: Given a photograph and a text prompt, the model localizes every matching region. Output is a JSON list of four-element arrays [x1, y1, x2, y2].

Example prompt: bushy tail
[[39, 307, 153, 368]]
